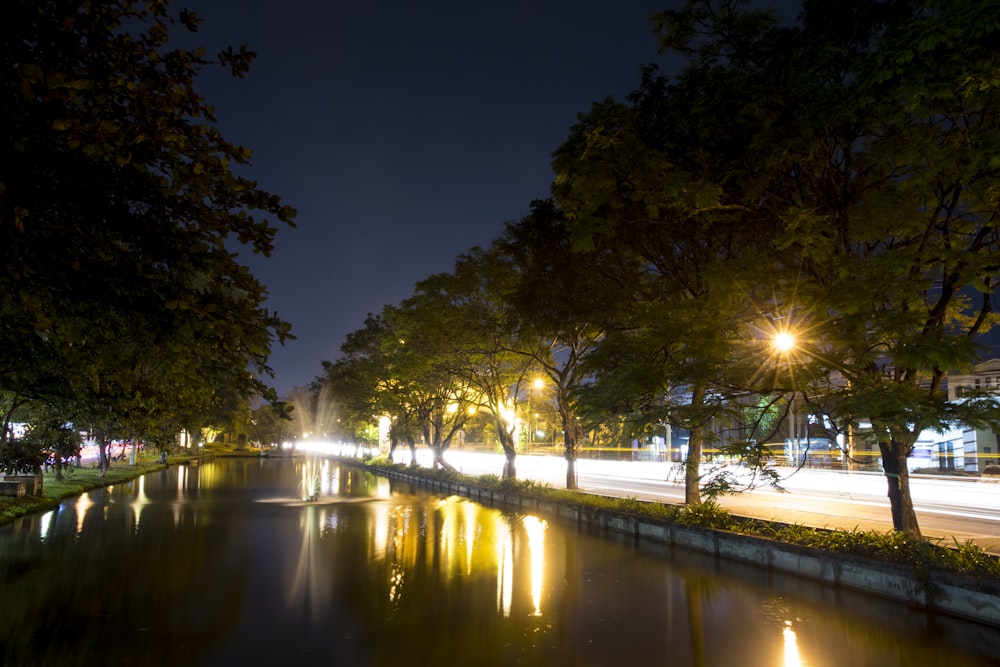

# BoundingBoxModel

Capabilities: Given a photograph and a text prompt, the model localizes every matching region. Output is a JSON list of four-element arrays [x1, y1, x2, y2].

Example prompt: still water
[[1, 458, 998, 666]]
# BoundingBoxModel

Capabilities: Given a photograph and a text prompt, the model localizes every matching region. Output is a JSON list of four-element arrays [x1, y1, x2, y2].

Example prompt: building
[[930, 359, 1000, 473]]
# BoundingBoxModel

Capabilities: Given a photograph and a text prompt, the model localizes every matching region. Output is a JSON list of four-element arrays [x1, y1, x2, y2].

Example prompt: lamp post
[[529, 378, 544, 448], [772, 329, 798, 467], [664, 421, 672, 463]]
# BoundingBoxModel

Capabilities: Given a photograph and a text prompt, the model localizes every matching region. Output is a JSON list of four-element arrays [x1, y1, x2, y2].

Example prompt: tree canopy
[[315, 0, 1000, 540], [1, 0, 295, 447]]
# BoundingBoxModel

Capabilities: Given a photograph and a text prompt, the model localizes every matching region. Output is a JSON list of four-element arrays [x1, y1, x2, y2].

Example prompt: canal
[[1, 458, 998, 666]]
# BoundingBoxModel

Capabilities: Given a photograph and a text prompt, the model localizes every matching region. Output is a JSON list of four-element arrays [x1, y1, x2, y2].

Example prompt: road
[[396, 448, 1000, 555]]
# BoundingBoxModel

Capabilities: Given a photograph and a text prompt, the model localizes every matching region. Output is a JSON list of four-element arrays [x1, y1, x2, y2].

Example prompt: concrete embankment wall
[[367, 464, 1000, 629]]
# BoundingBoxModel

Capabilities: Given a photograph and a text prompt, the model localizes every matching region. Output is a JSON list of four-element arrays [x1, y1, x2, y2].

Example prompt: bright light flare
[[287, 439, 343, 456], [773, 331, 796, 353]]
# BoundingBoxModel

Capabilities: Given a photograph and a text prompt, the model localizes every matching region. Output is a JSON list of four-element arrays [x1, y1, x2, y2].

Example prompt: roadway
[[397, 448, 1000, 556]]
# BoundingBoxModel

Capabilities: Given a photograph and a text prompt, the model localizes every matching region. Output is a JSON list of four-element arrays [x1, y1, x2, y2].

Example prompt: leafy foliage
[[1, 1, 295, 445], [552, 0, 1000, 536]]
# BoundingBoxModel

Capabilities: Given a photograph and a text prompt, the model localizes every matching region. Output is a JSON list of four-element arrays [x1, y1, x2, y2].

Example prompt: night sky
[[184, 1, 996, 396], [188, 0, 700, 394]]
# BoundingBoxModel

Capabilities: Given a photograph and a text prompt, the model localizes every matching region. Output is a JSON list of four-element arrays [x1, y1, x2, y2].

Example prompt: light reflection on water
[[783, 622, 803, 667], [0, 458, 998, 667]]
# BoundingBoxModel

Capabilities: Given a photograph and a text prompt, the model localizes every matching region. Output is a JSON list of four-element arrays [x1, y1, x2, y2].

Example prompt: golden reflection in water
[[439, 497, 459, 574], [522, 515, 546, 616], [783, 621, 803, 667], [435, 496, 491, 578], [176, 464, 190, 495], [74, 493, 92, 535], [496, 514, 513, 617], [388, 562, 405, 604], [372, 501, 419, 608], [287, 504, 331, 623], [38, 509, 54, 541], [362, 495, 548, 621], [391, 506, 414, 601], [129, 475, 152, 531], [463, 501, 477, 576], [372, 493, 390, 561], [196, 460, 221, 488]]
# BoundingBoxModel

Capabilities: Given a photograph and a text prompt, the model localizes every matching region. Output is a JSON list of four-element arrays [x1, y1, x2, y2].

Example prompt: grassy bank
[[0, 448, 242, 526], [0, 456, 163, 525]]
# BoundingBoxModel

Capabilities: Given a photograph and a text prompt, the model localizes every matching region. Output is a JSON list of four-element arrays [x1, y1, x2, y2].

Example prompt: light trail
[[392, 449, 1000, 553]]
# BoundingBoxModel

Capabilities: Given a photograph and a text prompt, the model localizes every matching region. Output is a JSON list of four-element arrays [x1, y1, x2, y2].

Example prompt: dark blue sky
[[188, 1, 997, 395], [190, 0, 695, 394]]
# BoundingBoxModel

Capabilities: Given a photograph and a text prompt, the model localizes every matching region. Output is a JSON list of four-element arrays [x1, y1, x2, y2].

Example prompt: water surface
[[1, 458, 997, 666]]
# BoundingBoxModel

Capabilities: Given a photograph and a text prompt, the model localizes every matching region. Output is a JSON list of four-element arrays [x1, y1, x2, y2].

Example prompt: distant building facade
[[924, 359, 1000, 473]]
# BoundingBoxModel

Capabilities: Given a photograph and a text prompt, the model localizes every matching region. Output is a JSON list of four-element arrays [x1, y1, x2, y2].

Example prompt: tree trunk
[[565, 457, 577, 490], [97, 435, 110, 475], [878, 436, 922, 539], [497, 418, 518, 479], [560, 406, 577, 489], [684, 383, 706, 505], [502, 446, 517, 479], [407, 436, 417, 466], [431, 446, 457, 473]]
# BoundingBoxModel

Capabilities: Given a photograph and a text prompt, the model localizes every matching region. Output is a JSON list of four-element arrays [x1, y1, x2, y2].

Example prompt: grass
[[0, 450, 212, 526]]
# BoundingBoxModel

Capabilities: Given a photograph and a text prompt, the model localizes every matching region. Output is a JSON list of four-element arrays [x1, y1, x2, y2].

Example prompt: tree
[[411, 248, 541, 478], [24, 404, 82, 481], [498, 200, 608, 489], [1, 1, 295, 448], [248, 401, 294, 449], [381, 301, 476, 470], [551, 65, 780, 504], [654, 0, 1000, 536]]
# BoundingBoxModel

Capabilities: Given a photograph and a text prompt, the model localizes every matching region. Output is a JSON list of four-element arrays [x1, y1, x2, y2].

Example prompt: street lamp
[[773, 330, 796, 353], [772, 330, 799, 466], [528, 378, 545, 447]]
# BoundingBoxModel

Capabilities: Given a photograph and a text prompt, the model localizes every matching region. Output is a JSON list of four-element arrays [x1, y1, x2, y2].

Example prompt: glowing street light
[[771, 328, 800, 465], [773, 331, 796, 353], [528, 378, 546, 446]]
